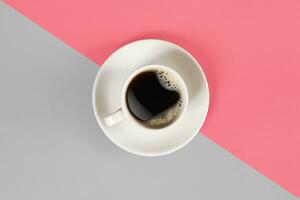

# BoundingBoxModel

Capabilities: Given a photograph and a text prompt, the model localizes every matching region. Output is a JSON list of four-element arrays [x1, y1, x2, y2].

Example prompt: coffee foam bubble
[[144, 99, 183, 128], [155, 70, 180, 91]]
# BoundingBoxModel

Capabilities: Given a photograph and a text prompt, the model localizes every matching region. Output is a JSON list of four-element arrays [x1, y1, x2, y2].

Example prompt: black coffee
[[126, 70, 182, 128]]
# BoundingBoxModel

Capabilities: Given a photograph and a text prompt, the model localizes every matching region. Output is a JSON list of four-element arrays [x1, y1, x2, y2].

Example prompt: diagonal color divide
[[3, 0, 300, 197], [1, 3, 298, 199]]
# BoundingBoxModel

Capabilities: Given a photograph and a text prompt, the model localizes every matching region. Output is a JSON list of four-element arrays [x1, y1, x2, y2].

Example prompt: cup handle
[[104, 108, 124, 127]]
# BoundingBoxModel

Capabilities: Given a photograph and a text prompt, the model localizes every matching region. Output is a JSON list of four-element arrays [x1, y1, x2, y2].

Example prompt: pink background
[[5, 0, 300, 197]]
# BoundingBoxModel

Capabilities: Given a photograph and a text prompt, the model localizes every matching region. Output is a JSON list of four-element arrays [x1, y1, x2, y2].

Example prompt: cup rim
[[120, 64, 189, 131]]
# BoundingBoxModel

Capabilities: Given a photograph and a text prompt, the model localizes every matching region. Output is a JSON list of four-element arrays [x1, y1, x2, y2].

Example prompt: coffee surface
[[126, 70, 182, 128]]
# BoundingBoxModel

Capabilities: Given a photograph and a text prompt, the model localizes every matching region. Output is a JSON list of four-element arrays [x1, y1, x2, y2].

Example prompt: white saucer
[[93, 39, 209, 156]]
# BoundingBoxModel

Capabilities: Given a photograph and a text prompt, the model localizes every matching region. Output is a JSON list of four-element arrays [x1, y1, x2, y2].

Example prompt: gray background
[[0, 2, 298, 199]]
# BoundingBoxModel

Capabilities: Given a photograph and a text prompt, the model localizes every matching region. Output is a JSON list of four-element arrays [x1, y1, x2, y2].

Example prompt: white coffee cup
[[92, 39, 209, 156], [104, 65, 189, 129]]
